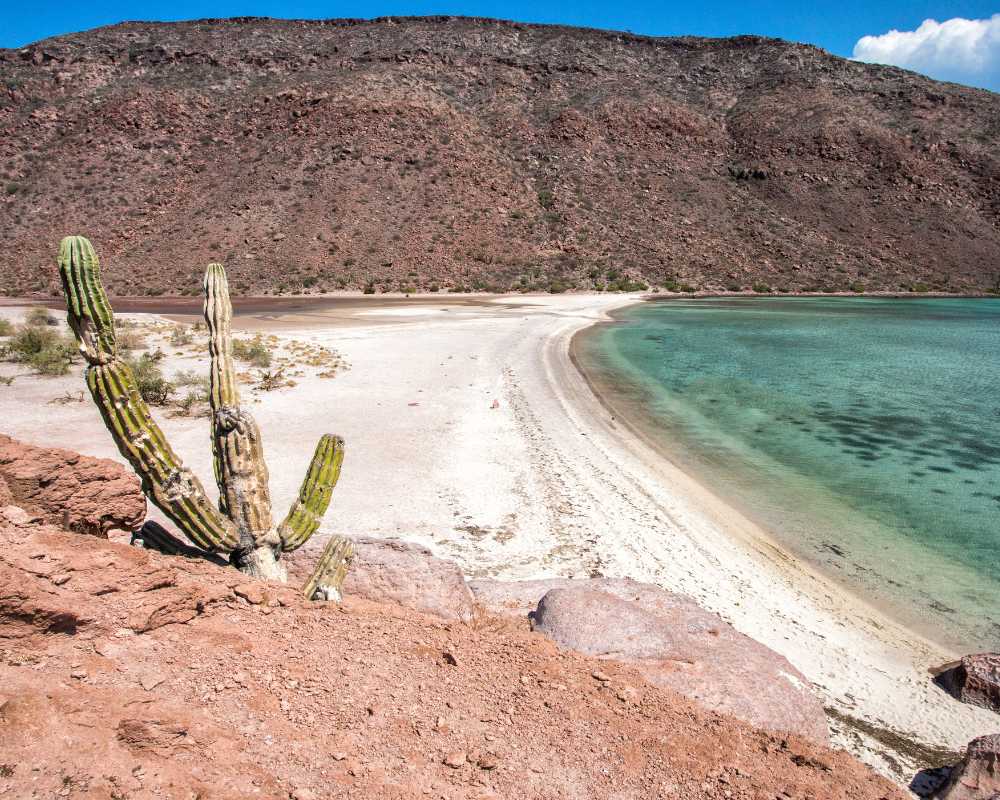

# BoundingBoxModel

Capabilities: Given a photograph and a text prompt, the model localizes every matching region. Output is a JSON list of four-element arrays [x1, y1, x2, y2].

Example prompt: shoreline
[[567, 303, 984, 657], [0, 294, 992, 785]]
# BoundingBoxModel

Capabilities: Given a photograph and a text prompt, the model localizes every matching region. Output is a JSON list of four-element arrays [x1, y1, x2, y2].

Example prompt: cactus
[[58, 236, 352, 599]]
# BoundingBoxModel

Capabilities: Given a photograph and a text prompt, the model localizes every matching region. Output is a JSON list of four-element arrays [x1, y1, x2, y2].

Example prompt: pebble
[[443, 751, 467, 768]]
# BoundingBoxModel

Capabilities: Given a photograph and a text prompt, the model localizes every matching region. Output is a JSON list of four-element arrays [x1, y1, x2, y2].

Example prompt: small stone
[[331, 751, 348, 762], [442, 651, 459, 666], [290, 788, 316, 800], [234, 583, 267, 605], [70, 669, 87, 680], [443, 751, 467, 769], [51, 573, 72, 586], [477, 754, 499, 771], [591, 670, 611, 682]]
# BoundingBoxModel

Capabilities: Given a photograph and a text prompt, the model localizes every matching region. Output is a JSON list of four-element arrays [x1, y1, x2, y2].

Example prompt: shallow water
[[578, 297, 1000, 652]]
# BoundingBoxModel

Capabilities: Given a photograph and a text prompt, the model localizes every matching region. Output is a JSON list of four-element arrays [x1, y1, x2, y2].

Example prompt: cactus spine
[[58, 236, 352, 598]]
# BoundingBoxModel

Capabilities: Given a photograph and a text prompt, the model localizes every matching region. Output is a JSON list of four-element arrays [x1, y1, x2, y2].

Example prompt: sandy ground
[[0, 295, 994, 788]]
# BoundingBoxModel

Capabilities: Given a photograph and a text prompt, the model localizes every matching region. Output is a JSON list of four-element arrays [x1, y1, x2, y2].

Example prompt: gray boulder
[[477, 579, 829, 744], [287, 536, 475, 621]]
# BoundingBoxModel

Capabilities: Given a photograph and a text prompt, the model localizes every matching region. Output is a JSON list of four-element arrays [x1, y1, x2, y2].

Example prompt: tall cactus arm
[[279, 434, 345, 552], [58, 236, 239, 553], [302, 535, 354, 601], [59, 236, 118, 364], [203, 263, 280, 577]]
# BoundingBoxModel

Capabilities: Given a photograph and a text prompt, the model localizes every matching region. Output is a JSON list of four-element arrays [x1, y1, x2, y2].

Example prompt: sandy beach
[[0, 293, 993, 784]]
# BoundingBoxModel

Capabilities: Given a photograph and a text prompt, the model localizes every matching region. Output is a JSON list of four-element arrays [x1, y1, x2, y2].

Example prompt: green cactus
[[58, 235, 352, 599]]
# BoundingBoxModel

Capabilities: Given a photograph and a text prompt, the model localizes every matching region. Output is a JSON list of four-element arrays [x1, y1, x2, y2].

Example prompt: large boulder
[[287, 535, 475, 621], [0, 434, 145, 536], [478, 579, 828, 744], [935, 654, 1000, 715], [935, 734, 1000, 799]]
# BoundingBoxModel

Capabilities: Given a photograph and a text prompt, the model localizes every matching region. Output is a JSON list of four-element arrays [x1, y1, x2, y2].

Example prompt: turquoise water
[[578, 297, 1000, 652]]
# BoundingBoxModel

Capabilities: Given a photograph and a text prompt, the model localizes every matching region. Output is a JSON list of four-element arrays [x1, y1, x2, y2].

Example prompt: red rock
[[0, 513, 903, 800], [936, 734, 1000, 799], [0, 434, 145, 537], [935, 654, 1000, 715]]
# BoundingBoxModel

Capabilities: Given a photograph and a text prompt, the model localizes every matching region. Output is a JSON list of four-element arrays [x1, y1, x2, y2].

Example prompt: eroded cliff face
[[1, 17, 998, 297], [0, 436, 907, 800]]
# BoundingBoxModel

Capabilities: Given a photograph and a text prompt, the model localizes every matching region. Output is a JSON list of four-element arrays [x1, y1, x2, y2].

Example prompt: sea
[[576, 297, 1000, 653]]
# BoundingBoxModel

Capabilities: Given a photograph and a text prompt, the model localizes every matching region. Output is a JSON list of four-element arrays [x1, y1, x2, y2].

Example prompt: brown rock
[[530, 585, 829, 743], [935, 734, 1000, 799], [0, 434, 145, 537], [287, 535, 475, 621], [444, 751, 467, 768], [935, 654, 1000, 715]]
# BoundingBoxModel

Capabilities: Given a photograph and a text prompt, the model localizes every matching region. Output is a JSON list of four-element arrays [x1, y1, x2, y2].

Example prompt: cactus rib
[[279, 434, 345, 552], [302, 535, 354, 601]]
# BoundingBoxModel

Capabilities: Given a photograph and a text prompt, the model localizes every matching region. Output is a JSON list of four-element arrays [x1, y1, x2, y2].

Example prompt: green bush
[[910, 282, 930, 293], [232, 335, 272, 368], [4, 325, 77, 375], [752, 283, 771, 294], [125, 353, 174, 406], [0, 319, 13, 337], [850, 282, 866, 294]]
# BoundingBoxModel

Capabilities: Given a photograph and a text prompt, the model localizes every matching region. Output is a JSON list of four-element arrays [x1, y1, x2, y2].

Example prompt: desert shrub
[[25, 307, 57, 327], [254, 366, 288, 391], [4, 325, 77, 375], [125, 353, 173, 405], [169, 325, 193, 346], [537, 189, 555, 209], [850, 282, 866, 294], [910, 282, 930, 293], [752, 283, 771, 294], [116, 327, 147, 351], [232, 335, 272, 368], [0, 319, 13, 336]]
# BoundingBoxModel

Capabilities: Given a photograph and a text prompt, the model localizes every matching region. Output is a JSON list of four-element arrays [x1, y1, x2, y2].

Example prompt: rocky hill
[[1, 16, 998, 296]]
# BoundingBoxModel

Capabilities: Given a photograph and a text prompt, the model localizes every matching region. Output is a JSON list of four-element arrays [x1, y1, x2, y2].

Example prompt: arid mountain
[[1, 16, 998, 296]]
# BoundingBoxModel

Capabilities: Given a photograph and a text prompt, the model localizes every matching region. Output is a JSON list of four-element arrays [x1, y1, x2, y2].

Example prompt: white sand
[[0, 296, 993, 784]]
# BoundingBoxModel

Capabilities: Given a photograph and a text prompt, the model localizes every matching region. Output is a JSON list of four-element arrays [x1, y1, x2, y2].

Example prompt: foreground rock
[[0, 434, 145, 537], [474, 577, 829, 744], [286, 535, 475, 621], [935, 654, 1000, 715], [935, 734, 1000, 799], [0, 514, 905, 800]]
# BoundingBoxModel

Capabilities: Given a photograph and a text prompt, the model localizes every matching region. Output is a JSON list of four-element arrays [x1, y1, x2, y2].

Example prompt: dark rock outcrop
[[935, 653, 1000, 715], [934, 734, 1000, 799], [0, 434, 145, 536]]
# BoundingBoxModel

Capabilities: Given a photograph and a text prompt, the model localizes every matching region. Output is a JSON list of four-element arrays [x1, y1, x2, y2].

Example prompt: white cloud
[[852, 14, 1000, 91]]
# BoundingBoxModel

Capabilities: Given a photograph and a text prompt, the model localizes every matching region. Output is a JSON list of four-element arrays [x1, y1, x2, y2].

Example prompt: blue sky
[[3, 1, 998, 90]]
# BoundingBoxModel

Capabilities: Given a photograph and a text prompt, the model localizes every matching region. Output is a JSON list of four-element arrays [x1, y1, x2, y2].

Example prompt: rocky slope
[[0, 436, 909, 800], [1, 16, 998, 297]]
